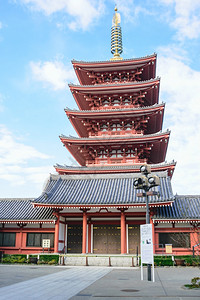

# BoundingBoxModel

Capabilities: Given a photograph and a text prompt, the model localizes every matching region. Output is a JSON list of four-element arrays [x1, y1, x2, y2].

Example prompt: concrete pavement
[[71, 267, 200, 300], [0, 265, 111, 300], [0, 265, 67, 288], [0, 265, 199, 300]]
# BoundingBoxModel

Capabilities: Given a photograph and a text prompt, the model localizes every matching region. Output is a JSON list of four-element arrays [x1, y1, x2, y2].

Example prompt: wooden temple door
[[67, 225, 82, 253], [93, 225, 121, 254], [128, 225, 140, 254]]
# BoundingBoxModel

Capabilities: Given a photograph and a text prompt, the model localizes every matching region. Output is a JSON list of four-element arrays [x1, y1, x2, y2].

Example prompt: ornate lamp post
[[134, 164, 160, 281]]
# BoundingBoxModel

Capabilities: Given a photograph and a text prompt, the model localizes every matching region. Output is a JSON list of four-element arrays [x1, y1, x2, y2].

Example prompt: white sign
[[42, 239, 50, 248], [140, 224, 153, 264]]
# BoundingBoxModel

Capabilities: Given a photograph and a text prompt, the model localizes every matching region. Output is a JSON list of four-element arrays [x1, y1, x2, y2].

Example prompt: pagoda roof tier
[[72, 54, 157, 85], [55, 161, 176, 178], [33, 171, 174, 208], [69, 78, 160, 110], [65, 103, 165, 137], [60, 130, 170, 166]]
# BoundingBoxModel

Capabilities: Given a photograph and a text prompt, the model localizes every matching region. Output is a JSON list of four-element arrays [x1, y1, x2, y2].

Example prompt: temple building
[[0, 8, 199, 257]]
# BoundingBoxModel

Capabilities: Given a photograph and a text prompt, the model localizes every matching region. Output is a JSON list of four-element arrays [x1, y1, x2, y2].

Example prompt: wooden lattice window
[[26, 233, 54, 247], [159, 232, 190, 248], [0, 232, 16, 247]]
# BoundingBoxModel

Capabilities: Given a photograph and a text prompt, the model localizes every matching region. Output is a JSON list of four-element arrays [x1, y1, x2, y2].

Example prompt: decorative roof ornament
[[110, 6, 123, 61]]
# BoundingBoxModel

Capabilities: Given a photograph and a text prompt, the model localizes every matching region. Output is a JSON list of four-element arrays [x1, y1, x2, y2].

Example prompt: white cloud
[[0, 125, 49, 165], [20, 0, 104, 30], [159, 0, 200, 40], [157, 48, 200, 194], [0, 22, 2, 29], [0, 124, 54, 187], [30, 60, 77, 90]]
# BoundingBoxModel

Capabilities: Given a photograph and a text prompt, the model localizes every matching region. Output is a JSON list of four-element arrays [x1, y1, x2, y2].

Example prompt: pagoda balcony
[[86, 157, 148, 166], [69, 78, 160, 111], [66, 103, 164, 138], [95, 103, 141, 110], [72, 54, 157, 85], [60, 130, 170, 166], [91, 129, 144, 137]]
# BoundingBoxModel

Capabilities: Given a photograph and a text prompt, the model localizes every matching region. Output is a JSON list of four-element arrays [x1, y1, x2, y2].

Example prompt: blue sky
[[0, 0, 200, 197]]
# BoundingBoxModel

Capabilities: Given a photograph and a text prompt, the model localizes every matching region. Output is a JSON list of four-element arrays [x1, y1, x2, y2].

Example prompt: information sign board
[[165, 244, 172, 254], [140, 224, 153, 264], [42, 239, 50, 249], [140, 224, 155, 282]]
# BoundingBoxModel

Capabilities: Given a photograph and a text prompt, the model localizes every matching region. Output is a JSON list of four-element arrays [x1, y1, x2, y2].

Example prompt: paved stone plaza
[[0, 265, 199, 299]]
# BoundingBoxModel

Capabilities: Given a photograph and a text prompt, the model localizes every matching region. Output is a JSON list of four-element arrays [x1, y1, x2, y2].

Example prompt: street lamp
[[134, 164, 160, 281]]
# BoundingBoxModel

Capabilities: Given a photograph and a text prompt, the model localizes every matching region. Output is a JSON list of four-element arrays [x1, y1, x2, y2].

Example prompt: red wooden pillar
[[191, 227, 199, 252], [16, 224, 26, 253], [88, 222, 92, 253], [19, 230, 23, 253], [154, 232, 159, 254], [54, 216, 60, 253], [82, 211, 87, 254], [121, 211, 126, 254]]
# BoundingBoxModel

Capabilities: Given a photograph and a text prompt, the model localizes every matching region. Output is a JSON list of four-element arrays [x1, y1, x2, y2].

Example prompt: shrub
[[184, 277, 200, 289], [18, 258, 26, 263], [37, 260, 47, 265], [191, 277, 200, 287], [39, 255, 59, 264], [154, 256, 173, 266], [48, 259, 56, 265], [2, 255, 27, 264], [1, 254, 59, 265], [2, 257, 12, 263]]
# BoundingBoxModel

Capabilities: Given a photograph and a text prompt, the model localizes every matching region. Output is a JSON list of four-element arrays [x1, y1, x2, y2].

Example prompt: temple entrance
[[67, 225, 82, 253], [93, 225, 121, 254], [128, 225, 140, 254]]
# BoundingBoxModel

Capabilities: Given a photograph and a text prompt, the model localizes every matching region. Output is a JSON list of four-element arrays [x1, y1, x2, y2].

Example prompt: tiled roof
[[55, 161, 176, 171], [65, 103, 165, 114], [33, 172, 174, 206], [69, 77, 160, 88], [0, 198, 55, 222], [71, 53, 157, 64], [60, 130, 170, 141], [153, 195, 200, 220]]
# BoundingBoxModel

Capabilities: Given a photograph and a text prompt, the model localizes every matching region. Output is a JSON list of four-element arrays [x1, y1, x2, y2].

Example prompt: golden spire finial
[[110, 6, 123, 61]]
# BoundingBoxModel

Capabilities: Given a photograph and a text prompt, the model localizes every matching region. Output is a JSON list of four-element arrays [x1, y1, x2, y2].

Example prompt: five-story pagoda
[[34, 7, 175, 255], [56, 7, 175, 177]]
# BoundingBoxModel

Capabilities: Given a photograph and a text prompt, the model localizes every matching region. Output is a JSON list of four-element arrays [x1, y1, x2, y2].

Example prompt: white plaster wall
[[156, 223, 192, 229], [60, 216, 65, 222], [42, 223, 55, 228], [156, 223, 173, 228], [4, 223, 40, 228], [65, 225, 68, 253], [175, 223, 193, 228], [58, 222, 65, 252], [3, 224, 19, 228], [59, 223, 65, 240]]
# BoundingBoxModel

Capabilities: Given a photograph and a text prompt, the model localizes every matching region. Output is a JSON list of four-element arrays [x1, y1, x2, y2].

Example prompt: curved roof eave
[[65, 103, 165, 115], [71, 53, 157, 66], [60, 129, 170, 142]]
